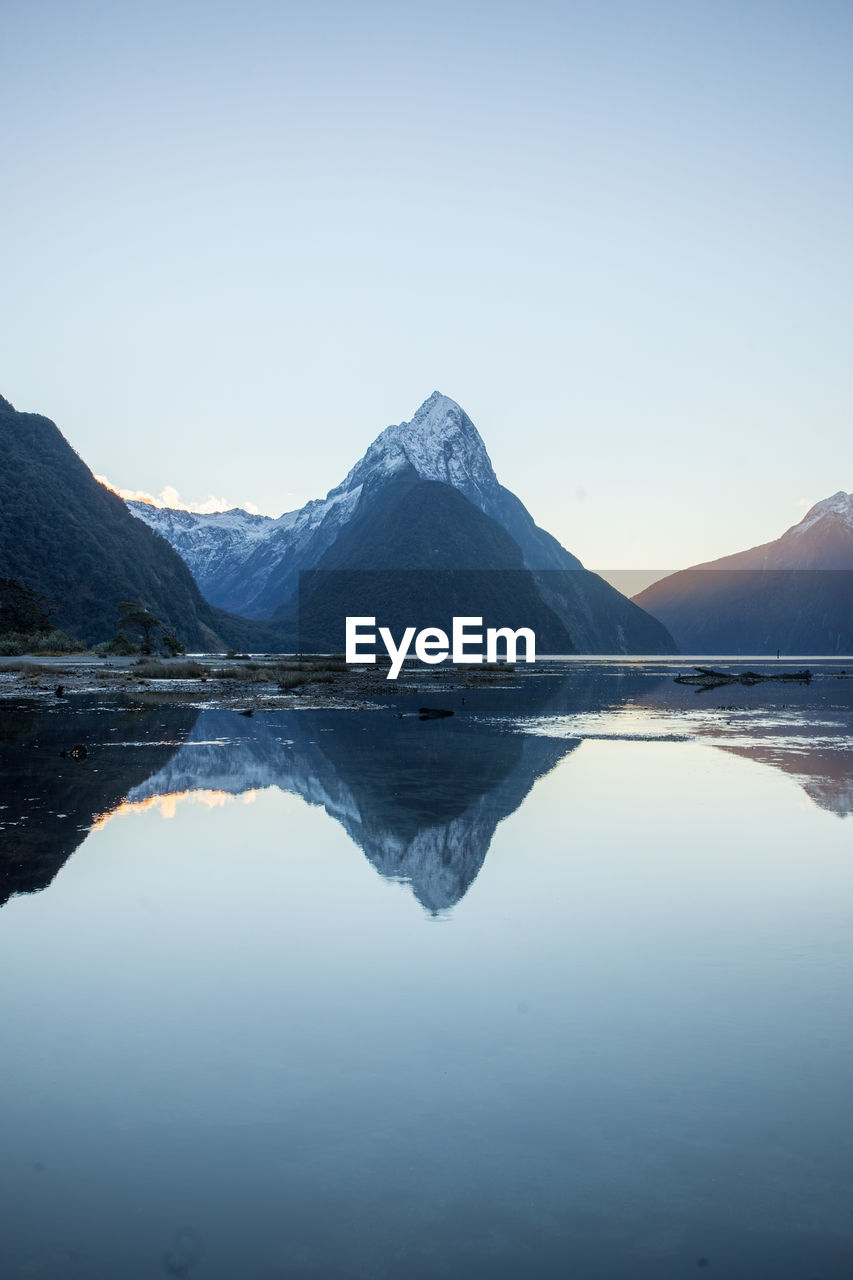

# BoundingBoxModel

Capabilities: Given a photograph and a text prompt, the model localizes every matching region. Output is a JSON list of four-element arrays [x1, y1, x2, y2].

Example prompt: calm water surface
[[1, 662, 852, 1278]]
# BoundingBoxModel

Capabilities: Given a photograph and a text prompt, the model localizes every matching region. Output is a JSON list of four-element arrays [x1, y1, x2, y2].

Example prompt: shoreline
[[1, 652, 850, 711]]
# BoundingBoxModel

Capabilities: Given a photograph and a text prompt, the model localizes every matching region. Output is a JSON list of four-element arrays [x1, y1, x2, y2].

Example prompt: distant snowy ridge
[[791, 491, 853, 538], [130, 478, 365, 613]]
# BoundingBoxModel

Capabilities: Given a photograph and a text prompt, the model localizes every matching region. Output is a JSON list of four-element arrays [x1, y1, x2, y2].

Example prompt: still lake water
[[1, 660, 852, 1278]]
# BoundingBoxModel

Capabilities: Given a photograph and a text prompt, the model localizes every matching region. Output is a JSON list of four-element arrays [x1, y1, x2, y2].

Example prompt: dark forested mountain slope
[[0, 394, 258, 647]]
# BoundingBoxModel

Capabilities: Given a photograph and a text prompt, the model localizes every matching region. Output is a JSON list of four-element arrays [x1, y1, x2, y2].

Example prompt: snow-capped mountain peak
[[330, 391, 498, 503], [128, 389, 507, 614], [126, 390, 666, 646], [794, 490, 853, 534]]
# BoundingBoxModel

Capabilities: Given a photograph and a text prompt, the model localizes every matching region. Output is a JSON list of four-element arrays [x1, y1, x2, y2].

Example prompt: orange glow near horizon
[[92, 788, 261, 829]]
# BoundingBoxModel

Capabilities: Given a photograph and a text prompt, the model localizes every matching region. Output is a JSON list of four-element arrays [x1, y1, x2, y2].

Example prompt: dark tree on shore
[[117, 601, 162, 654], [161, 627, 186, 656]]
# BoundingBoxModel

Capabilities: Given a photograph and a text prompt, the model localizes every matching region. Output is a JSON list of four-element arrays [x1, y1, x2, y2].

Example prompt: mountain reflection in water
[[128, 709, 577, 912], [1, 662, 851, 914], [3, 663, 853, 1280]]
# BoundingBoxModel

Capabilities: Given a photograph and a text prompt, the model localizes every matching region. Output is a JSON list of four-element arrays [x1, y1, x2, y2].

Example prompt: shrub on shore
[[0, 629, 86, 656]]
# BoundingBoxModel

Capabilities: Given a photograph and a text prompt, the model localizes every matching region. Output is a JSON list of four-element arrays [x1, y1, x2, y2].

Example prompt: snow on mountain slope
[[129, 482, 365, 612], [781, 491, 853, 563], [331, 392, 498, 503], [795, 491, 853, 533], [126, 504, 271, 592]]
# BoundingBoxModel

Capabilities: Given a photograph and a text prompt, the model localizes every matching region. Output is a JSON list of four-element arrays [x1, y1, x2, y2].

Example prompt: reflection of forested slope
[[0, 702, 199, 906], [633, 673, 853, 818], [714, 743, 853, 818]]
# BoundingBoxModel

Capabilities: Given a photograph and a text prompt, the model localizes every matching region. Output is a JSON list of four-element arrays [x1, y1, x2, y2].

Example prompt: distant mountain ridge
[[130, 392, 674, 654], [634, 492, 853, 654]]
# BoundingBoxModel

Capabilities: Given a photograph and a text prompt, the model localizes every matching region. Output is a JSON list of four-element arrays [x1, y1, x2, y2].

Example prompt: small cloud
[[794, 497, 812, 509], [96, 475, 158, 505], [160, 485, 182, 508], [96, 474, 266, 515]]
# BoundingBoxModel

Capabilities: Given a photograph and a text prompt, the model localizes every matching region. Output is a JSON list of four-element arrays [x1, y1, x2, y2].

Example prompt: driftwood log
[[674, 666, 811, 688]]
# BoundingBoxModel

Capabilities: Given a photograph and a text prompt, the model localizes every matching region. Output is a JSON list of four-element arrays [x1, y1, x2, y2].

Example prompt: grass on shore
[[133, 660, 207, 679], [132, 658, 346, 686], [2, 661, 79, 678]]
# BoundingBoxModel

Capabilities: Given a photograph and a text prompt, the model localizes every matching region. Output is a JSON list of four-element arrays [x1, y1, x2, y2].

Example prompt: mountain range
[[130, 392, 674, 653], [3, 384, 849, 654], [634, 492, 853, 654]]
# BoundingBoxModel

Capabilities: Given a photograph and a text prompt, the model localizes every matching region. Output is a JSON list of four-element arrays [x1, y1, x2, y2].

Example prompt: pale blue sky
[[2, 0, 851, 568]]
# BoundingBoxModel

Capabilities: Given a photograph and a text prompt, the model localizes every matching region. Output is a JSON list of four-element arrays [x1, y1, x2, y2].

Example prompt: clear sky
[[2, 0, 851, 570]]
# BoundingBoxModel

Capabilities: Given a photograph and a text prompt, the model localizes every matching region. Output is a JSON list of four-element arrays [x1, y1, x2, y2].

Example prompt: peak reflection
[[129, 708, 577, 912]]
